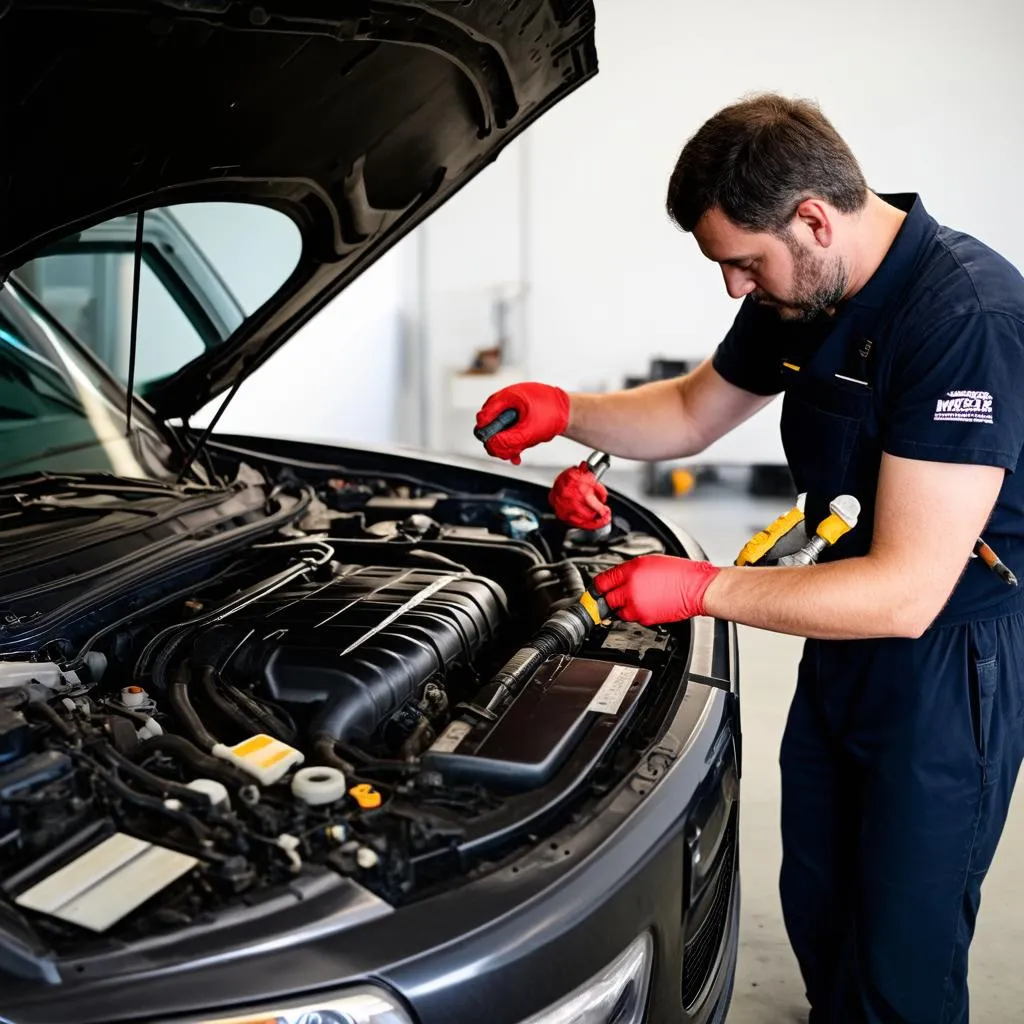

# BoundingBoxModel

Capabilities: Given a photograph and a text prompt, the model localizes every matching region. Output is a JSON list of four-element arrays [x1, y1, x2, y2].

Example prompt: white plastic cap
[[187, 778, 230, 809], [356, 846, 380, 870], [121, 686, 148, 708], [291, 766, 347, 806]]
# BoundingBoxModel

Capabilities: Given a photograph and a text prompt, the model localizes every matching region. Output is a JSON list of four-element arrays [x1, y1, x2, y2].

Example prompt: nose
[[721, 266, 756, 299]]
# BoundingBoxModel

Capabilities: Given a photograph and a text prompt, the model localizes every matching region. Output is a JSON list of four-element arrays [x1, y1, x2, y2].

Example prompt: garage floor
[[633, 478, 1024, 1023]]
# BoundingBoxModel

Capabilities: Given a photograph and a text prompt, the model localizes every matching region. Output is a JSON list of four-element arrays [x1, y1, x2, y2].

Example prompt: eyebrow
[[719, 256, 756, 267]]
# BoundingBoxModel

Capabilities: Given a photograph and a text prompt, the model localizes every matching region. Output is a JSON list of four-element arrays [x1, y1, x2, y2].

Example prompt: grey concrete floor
[[632, 474, 1024, 1023]]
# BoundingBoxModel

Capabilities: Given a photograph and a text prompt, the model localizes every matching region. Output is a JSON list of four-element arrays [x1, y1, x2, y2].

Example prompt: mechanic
[[474, 94, 1024, 1024]]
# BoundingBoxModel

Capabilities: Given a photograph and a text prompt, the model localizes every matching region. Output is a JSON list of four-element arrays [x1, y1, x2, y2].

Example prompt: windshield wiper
[[0, 470, 223, 498], [1, 493, 163, 519]]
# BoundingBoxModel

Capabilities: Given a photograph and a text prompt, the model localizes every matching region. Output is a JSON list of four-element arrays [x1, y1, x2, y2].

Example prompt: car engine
[[0, 460, 687, 958]]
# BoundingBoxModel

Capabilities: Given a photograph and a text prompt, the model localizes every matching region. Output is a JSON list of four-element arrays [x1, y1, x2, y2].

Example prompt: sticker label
[[586, 664, 638, 716], [431, 720, 473, 753]]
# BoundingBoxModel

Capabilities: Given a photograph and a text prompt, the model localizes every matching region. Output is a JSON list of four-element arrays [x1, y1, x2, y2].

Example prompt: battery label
[[586, 664, 638, 716]]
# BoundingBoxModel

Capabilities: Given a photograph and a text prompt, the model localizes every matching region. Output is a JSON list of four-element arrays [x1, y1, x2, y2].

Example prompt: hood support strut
[[125, 210, 144, 435]]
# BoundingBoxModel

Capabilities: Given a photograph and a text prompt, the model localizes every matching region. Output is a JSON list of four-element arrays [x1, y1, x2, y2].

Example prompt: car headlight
[[171, 984, 414, 1024], [519, 931, 654, 1024]]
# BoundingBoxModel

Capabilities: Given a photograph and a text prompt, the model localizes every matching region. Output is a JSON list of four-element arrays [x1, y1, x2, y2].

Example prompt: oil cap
[[349, 783, 382, 809]]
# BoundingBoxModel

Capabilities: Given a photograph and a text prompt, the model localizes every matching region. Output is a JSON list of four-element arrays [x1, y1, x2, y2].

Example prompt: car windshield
[[0, 201, 303, 481], [10, 202, 302, 393], [0, 279, 169, 480]]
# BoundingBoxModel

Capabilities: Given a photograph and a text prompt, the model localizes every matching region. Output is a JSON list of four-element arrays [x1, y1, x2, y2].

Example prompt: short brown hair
[[666, 93, 869, 234]]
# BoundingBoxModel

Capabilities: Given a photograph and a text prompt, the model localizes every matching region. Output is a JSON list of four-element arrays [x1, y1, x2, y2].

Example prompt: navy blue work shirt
[[712, 193, 1024, 622]]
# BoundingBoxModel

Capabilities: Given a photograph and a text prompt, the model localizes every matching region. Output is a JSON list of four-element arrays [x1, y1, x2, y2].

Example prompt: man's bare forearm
[[563, 359, 774, 462], [564, 380, 704, 460], [702, 557, 945, 640]]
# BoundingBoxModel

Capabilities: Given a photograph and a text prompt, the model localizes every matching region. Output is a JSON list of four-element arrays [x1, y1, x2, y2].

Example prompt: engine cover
[[220, 565, 507, 743]]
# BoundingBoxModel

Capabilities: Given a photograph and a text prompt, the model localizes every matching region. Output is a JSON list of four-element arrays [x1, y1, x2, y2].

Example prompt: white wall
[[198, 241, 412, 447], [420, 0, 1024, 467]]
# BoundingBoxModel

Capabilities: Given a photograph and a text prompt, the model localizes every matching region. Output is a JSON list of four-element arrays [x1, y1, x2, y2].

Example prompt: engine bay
[[0, 460, 689, 959]]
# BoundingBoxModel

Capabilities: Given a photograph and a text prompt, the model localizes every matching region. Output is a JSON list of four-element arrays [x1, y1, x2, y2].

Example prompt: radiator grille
[[681, 816, 737, 1010]]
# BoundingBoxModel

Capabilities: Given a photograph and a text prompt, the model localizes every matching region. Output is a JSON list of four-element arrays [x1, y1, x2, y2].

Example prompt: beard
[[752, 235, 849, 322]]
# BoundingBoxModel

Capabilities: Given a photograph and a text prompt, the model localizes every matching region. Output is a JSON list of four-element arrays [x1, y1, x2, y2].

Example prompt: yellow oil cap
[[350, 783, 382, 810]]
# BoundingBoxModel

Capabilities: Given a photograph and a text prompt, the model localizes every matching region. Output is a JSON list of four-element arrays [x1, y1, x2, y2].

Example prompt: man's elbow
[[895, 616, 930, 640], [892, 600, 942, 639]]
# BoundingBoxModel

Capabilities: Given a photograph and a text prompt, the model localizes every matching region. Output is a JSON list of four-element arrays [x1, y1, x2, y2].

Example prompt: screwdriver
[[974, 538, 1017, 586]]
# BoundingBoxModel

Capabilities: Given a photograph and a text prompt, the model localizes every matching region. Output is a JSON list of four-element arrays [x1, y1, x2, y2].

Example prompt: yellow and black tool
[[777, 494, 861, 566], [734, 493, 808, 567]]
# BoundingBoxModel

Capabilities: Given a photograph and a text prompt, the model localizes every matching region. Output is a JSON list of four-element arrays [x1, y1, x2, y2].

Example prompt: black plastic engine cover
[[224, 565, 506, 743]]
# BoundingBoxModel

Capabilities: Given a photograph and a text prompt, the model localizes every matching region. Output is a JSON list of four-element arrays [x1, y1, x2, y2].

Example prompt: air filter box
[[424, 655, 650, 792]]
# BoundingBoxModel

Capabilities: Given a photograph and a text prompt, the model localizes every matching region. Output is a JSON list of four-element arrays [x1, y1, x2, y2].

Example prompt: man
[[474, 94, 1024, 1023]]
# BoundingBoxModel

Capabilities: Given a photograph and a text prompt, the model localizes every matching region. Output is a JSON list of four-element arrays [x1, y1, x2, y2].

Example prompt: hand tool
[[974, 537, 1018, 586], [735, 493, 807, 566], [474, 408, 519, 442], [777, 494, 861, 566], [565, 450, 613, 545]]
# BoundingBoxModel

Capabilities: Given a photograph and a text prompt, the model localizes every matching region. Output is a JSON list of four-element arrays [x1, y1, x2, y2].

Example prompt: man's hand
[[475, 382, 570, 465], [549, 462, 610, 528], [593, 555, 722, 626]]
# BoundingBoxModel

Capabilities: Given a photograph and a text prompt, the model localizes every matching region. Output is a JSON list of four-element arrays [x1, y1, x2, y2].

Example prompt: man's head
[[667, 94, 869, 321]]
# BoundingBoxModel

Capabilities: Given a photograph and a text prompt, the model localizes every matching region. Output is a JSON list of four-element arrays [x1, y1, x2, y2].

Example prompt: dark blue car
[[0, 3, 740, 1021]]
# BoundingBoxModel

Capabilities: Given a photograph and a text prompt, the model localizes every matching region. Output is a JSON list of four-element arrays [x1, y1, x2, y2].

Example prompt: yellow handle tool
[[735, 495, 807, 567], [778, 494, 861, 566]]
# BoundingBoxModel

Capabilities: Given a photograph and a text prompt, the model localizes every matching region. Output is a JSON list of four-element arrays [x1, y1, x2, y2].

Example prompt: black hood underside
[[0, 0, 597, 419]]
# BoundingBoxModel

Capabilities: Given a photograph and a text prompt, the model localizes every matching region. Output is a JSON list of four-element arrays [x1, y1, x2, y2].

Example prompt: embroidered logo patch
[[934, 390, 994, 424]]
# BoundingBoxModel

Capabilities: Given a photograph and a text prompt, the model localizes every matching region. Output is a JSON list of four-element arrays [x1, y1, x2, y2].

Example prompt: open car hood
[[0, 0, 597, 420]]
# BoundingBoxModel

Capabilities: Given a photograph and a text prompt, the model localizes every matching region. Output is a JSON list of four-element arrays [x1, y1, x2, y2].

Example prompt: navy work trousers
[[779, 609, 1024, 1023]]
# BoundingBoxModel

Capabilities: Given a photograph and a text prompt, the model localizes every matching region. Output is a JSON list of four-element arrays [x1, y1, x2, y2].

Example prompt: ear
[[793, 199, 834, 249]]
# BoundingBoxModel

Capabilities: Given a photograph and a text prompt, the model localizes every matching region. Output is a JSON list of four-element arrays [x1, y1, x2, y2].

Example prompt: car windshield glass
[[10, 202, 302, 394], [0, 280, 168, 481]]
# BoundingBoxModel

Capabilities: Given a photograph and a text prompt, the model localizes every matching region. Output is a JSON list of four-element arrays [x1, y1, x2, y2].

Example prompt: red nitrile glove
[[593, 555, 721, 626], [475, 382, 570, 465], [549, 461, 611, 528]]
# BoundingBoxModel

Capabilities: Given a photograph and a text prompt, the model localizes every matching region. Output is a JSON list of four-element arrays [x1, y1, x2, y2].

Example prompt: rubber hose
[[312, 736, 356, 774], [100, 746, 210, 807], [132, 735, 251, 788], [76, 753, 213, 846], [24, 697, 77, 740], [167, 663, 220, 752], [198, 665, 267, 739], [223, 681, 298, 745], [100, 702, 153, 728], [555, 560, 586, 598]]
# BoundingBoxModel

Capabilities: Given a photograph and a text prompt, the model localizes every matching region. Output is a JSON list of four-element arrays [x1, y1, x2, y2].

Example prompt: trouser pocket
[[968, 643, 998, 776]]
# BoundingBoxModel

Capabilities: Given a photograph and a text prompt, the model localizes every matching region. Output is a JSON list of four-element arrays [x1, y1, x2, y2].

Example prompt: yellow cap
[[349, 783, 382, 810], [817, 512, 854, 546]]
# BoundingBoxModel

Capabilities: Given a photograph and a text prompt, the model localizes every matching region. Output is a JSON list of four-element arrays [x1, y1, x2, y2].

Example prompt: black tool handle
[[474, 408, 519, 442]]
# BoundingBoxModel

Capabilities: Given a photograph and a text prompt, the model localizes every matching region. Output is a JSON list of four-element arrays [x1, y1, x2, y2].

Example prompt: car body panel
[[0, 0, 598, 420]]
